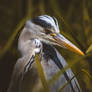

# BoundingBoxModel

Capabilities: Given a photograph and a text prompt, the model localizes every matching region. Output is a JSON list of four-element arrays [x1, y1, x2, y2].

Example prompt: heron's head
[[25, 15, 84, 56]]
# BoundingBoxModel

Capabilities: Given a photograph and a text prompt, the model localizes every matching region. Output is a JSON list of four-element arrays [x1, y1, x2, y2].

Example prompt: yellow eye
[[51, 33, 56, 36]]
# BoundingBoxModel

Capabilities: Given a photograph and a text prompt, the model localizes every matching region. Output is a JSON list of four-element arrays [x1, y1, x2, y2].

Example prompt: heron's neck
[[42, 42, 55, 60], [42, 42, 64, 69]]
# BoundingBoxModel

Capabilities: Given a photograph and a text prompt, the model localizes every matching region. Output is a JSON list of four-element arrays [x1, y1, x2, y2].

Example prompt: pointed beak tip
[[51, 33, 85, 56], [80, 51, 85, 56], [79, 51, 85, 56]]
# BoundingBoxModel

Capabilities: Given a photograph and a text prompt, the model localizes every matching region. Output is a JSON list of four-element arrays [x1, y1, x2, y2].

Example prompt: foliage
[[0, 0, 92, 92]]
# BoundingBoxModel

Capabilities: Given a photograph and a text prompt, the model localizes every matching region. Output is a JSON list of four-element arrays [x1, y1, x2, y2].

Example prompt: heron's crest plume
[[31, 15, 60, 33]]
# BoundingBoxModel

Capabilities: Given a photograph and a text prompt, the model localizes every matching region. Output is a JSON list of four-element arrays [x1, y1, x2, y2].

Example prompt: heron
[[7, 15, 84, 92]]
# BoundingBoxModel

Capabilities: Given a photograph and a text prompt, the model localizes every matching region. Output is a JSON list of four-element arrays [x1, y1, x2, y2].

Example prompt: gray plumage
[[7, 15, 82, 92]]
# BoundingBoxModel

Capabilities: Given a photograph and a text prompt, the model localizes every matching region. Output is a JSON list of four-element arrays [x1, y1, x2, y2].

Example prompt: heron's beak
[[51, 33, 85, 56]]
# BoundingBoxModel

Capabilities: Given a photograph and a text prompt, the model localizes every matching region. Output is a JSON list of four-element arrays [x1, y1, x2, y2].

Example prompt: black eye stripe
[[31, 17, 52, 29]]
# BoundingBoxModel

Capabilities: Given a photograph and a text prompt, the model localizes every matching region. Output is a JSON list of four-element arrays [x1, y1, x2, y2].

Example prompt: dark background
[[0, 0, 92, 92]]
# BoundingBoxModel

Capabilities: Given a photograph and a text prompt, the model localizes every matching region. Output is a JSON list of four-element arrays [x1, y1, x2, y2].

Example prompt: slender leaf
[[81, 69, 92, 80], [57, 68, 92, 92], [0, 0, 33, 60], [35, 54, 49, 92], [48, 54, 87, 86], [0, 17, 28, 59], [86, 44, 92, 53], [58, 75, 75, 92]]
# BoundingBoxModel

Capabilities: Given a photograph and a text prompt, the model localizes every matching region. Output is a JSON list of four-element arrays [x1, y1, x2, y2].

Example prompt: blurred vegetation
[[0, 0, 92, 92]]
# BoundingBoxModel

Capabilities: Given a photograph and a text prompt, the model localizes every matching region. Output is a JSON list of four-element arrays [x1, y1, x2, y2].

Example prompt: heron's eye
[[45, 29, 52, 35]]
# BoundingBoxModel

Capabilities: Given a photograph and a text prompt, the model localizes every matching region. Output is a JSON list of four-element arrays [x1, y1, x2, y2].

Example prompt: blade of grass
[[83, 0, 90, 23], [35, 54, 49, 92], [48, 54, 91, 86], [27, 0, 33, 18], [0, 0, 33, 60], [81, 69, 92, 80], [39, 0, 45, 14], [66, 1, 74, 21], [58, 68, 92, 92], [82, 0, 90, 47], [58, 75, 75, 92], [86, 44, 92, 53], [0, 17, 29, 59]]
